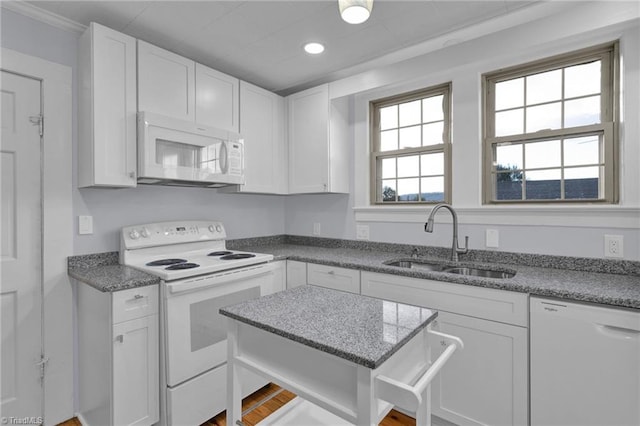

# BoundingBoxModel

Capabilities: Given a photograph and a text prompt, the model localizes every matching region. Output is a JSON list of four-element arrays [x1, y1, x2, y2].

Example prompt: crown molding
[[2, 0, 87, 34]]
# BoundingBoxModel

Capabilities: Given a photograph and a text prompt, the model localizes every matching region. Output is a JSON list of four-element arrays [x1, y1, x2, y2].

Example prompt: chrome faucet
[[425, 203, 469, 262]]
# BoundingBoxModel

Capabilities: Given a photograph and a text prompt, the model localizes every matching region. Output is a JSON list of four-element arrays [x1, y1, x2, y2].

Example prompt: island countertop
[[220, 285, 438, 369]]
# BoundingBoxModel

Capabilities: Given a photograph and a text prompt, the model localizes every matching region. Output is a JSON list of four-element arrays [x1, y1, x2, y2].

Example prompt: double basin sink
[[384, 259, 515, 279]]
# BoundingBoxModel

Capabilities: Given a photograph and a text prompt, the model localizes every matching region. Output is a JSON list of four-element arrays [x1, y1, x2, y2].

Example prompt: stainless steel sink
[[444, 267, 515, 279], [384, 259, 515, 279], [384, 259, 447, 272]]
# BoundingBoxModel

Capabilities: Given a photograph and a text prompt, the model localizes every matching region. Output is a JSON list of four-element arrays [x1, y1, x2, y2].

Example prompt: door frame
[[2, 47, 73, 425]]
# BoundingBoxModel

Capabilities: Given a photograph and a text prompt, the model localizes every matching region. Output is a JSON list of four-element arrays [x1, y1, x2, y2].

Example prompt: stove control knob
[[208, 225, 215, 233], [129, 230, 140, 240], [215, 224, 222, 233], [140, 228, 150, 238]]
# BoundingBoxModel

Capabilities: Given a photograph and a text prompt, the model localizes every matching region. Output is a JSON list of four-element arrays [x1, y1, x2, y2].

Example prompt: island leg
[[356, 366, 377, 426], [227, 318, 242, 426]]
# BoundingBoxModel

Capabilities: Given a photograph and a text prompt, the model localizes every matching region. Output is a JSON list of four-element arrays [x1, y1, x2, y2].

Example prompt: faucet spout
[[424, 203, 469, 262]]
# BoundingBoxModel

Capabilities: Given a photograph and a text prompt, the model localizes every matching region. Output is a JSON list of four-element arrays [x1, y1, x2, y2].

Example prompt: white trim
[[2, 47, 74, 425], [354, 205, 640, 229], [1, 1, 87, 34]]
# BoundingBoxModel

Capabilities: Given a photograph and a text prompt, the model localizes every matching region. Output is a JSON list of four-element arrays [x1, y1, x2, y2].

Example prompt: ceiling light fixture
[[338, 0, 373, 24], [304, 42, 325, 55]]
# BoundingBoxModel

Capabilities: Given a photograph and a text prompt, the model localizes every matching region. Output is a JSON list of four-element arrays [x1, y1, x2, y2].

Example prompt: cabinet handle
[[115, 335, 124, 343], [328, 270, 335, 275], [129, 171, 136, 179]]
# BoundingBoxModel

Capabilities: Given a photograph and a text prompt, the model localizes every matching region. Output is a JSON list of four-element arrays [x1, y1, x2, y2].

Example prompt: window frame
[[482, 42, 619, 204], [369, 83, 452, 205]]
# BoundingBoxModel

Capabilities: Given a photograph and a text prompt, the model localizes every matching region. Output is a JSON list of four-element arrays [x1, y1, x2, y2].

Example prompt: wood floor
[[59, 382, 416, 426]]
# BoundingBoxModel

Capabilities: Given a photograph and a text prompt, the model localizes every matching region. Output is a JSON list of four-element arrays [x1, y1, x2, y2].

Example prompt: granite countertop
[[68, 252, 160, 292], [220, 285, 438, 369], [228, 238, 640, 310]]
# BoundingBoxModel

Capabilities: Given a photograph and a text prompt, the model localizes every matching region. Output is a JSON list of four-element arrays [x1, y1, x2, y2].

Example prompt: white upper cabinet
[[78, 22, 137, 187], [233, 81, 286, 194], [287, 84, 349, 194], [195, 64, 239, 133], [137, 40, 196, 121]]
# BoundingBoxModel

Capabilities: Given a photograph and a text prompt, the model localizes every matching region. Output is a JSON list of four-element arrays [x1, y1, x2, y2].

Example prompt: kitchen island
[[220, 285, 462, 426]]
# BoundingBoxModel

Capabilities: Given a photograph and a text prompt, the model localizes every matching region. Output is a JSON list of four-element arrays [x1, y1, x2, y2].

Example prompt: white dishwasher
[[530, 297, 640, 426]]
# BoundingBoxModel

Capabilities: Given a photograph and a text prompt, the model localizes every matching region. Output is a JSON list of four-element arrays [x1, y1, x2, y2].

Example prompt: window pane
[[420, 177, 444, 201], [525, 169, 561, 200], [380, 129, 398, 151], [423, 122, 444, 146], [565, 166, 600, 199], [421, 152, 444, 176], [564, 95, 600, 127], [526, 140, 561, 169], [381, 157, 396, 179], [526, 69, 562, 104], [495, 172, 522, 200], [495, 77, 524, 110], [495, 108, 524, 136], [399, 126, 421, 149], [397, 155, 419, 178], [422, 95, 444, 122], [399, 100, 421, 127], [381, 179, 397, 202], [526, 102, 562, 133], [564, 135, 600, 166], [496, 143, 523, 170], [380, 105, 398, 130], [397, 178, 419, 201], [565, 61, 601, 98]]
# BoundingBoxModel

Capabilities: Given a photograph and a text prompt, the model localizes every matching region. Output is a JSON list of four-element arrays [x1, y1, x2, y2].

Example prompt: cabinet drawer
[[361, 271, 527, 326], [112, 285, 158, 324], [307, 264, 360, 294]]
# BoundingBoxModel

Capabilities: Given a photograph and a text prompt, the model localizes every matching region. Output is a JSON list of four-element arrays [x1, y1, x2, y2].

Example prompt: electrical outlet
[[356, 225, 370, 240], [78, 215, 93, 235], [313, 223, 321, 236], [485, 229, 499, 248], [604, 235, 623, 258]]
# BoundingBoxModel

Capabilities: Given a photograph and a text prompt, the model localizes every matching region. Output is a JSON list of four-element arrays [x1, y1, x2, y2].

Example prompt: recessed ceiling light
[[339, 0, 373, 24], [304, 42, 325, 55]]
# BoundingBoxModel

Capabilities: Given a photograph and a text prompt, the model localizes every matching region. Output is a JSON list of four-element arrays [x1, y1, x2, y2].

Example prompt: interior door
[[1, 71, 43, 419]]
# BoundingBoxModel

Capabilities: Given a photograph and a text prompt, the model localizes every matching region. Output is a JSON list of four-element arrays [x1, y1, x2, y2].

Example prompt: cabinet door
[[195, 64, 239, 132], [286, 261, 307, 288], [78, 22, 137, 187], [307, 263, 360, 294], [270, 261, 287, 294], [431, 311, 528, 426], [239, 81, 286, 193], [137, 40, 195, 121], [288, 84, 329, 193], [113, 315, 159, 426]]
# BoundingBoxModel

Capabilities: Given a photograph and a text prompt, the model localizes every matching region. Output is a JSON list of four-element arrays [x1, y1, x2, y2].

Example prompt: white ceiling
[[25, 0, 538, 95]]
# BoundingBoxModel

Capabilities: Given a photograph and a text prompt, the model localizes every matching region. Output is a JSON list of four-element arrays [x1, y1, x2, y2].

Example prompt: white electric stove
[[120, 221, 276, 425]]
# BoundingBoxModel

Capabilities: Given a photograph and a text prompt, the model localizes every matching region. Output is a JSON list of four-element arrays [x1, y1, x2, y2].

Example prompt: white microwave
[[137, 111, 244, 187]]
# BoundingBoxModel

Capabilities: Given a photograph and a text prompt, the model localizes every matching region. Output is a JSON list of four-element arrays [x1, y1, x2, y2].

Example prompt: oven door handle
[[167, 264, 274, 294]]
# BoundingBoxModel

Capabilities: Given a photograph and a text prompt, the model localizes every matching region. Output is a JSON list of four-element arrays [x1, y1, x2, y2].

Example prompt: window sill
[[353, 205, 640, 228]]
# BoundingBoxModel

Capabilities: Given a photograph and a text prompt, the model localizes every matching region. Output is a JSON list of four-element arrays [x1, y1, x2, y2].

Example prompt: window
[[370, 84, 451, 204], [483, 43, 618, 203]]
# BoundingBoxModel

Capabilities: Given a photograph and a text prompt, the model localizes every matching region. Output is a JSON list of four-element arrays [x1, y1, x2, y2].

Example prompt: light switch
[[78, 215, 93, 235]]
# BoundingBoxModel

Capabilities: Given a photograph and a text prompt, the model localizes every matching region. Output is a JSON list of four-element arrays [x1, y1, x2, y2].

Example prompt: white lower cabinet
[[286, 260, 307, 288], [307, 263, 360, 294], [361, 271, 528, 426], [271, 260, 287, 293], [77, 284, 159, 426]]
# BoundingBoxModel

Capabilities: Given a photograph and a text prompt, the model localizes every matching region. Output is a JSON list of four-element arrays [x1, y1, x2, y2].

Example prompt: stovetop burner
[[146, 258, 188, 267], [220, 253, 256, 260], [165, 262, 200, 270], [208, 251, 234, 256]]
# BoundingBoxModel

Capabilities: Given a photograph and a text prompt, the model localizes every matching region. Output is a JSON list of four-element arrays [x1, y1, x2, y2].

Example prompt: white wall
[[1, 8, 287, 255], [287, 2, 640, 261]]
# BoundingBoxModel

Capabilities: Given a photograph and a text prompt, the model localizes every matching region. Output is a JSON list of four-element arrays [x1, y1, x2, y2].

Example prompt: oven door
[[164, 263, 276, 387]]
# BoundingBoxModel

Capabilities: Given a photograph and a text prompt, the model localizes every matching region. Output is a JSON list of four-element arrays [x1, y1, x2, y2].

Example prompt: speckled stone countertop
[[220, 285, 437, 368], [228, 236, 640, 310], [68, 252, 160, 292]]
